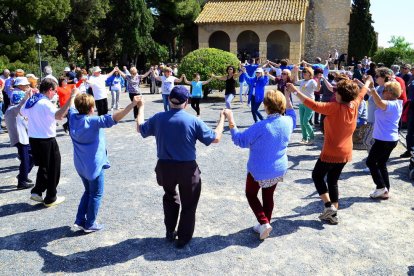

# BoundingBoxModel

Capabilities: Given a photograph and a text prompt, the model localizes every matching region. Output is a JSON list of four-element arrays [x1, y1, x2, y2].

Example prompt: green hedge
[[178, 48, 240, 96], [373, 48, 414, 67]]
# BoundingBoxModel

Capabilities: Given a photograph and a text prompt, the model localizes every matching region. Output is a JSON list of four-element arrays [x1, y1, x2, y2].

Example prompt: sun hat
[[255, 68, 264, 74], [92, 66, 102, 73], [26, 73, 39, 80], [64, 67, 70, 72], [14, 77, 30, 87]]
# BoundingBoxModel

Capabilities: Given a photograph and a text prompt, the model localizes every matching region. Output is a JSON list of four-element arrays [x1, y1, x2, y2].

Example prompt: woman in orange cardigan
[[286, 77, 371, 225]]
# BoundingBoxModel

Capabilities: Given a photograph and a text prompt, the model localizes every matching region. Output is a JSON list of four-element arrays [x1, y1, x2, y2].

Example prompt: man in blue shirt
[[136, 86, 225, 248]]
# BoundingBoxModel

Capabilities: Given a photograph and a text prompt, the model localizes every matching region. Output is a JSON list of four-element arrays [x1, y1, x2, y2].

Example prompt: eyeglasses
[[375, 75, 383, 78], [281, 73, 288, 75]]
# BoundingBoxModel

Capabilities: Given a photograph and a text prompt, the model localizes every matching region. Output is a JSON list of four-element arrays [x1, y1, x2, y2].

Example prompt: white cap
[[92, 66, 102, 73], [14, 77, 30, 86], [255, 68, 264, 74], [64, 67, 70, 72], [26, 73, 38, 80]]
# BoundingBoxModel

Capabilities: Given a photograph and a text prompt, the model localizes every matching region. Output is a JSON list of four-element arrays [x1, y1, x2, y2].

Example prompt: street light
[[35, 33, 42, 78]]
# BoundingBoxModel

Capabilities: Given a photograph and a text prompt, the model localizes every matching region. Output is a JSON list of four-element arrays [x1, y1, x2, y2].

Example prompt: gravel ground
[[0, 86, 413, 275]]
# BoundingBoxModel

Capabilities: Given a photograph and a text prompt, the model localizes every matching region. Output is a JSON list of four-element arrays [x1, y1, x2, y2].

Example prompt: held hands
[[134, 95, 144, 107], [363, 75, 374, 88], [71, 88, 79, 98], [285, 83, 295, 92]]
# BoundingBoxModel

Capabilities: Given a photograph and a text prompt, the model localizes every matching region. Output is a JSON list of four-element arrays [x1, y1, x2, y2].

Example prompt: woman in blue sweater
[[69, 93, 139, 232], [224, 89, 296, 240], [242, 67, 269, 122]]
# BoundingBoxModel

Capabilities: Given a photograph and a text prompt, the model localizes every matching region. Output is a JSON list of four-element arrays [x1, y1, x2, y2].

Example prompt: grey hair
[[169, 101, 186, 109], [44, 65, 53, 75]]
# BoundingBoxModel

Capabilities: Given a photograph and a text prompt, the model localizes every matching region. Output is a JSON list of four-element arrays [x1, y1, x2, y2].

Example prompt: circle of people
[[0, 55, 409, 247]]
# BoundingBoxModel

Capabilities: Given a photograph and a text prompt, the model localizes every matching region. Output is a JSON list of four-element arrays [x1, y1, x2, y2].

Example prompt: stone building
[[195, 0, 351, 63]]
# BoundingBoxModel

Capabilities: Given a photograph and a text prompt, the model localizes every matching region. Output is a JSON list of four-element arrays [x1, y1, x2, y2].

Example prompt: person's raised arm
[[212, 109, 225, 143], [153, 70, 162, 81], [112, 95, 139, 122], [321, 75, 334, 92], [265, 70, 276, 81], [292, 65, 300, 84], [183, 74, 191, 85], [136, 97, 145, 133], [201, 76, 214, 85], [365, 75, 387, 110], [140, 68, 153, 79], [118, 68, 127, 79], [105, 67, 117, 79], [286, 82, 307, 103], [55, 88, 79, 120], [174, 74, 184, 83], [212, 73, 227, 81]]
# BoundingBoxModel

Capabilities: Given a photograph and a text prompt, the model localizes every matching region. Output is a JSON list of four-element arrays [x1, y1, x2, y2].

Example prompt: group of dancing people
[[3, 60, 403, 247]]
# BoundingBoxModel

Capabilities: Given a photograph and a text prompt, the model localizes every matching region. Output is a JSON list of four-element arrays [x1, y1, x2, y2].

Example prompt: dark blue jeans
[[162, 94, 170, 111], [75, 171, 105, 228], [251, 96, 263, 122], [16, 143, 34, 183]]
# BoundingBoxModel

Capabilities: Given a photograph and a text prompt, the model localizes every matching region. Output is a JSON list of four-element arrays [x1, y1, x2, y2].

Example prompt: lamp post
[[35, 33, 42, 78]]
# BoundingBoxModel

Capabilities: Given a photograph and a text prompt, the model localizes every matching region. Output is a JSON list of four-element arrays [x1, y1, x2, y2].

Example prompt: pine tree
[[348, 0, 377, 61]]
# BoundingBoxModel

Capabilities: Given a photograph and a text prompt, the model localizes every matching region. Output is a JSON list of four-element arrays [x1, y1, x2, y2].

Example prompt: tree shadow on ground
[[0, 184, 18, 194], [408, 266, 414, 276], [292, 196, 382, 216], [288, 154, 318, 171], [0, 165, 19, 174], [0, 153, 18, 160], [0, 203, 44, 217], [0, 213, 324, 273]]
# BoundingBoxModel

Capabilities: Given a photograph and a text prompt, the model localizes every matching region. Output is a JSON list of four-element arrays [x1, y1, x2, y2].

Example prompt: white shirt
[[161, 76, 177, 95], [44, 74, 58, 84], [88, 75, 109, 100], [297, 79, 317, 100], [21, 98, 57, 138]]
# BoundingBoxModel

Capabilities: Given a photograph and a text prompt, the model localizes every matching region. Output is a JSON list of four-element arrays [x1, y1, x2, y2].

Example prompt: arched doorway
[[209, 31, 230, 52], [237, 31, 260, 61], [266, 31, 290, 61]]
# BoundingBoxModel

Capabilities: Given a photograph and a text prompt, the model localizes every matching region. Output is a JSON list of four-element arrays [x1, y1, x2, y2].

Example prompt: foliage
[[348, 0, 377, 61], [388, 36, 412, 52], [373, 48, 414, 67], [147, 0, 201, 61], [179, 48, 240, 96]]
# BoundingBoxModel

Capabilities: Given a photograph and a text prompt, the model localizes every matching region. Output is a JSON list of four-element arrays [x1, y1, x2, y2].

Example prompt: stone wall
[[304, 0, 351, 62]]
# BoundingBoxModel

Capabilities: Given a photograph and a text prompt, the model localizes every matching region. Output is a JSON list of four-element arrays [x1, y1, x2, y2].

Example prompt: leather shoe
[[175, 239, 189, 249], [17, 182, 34, 190], [166, 231, 177, 242]]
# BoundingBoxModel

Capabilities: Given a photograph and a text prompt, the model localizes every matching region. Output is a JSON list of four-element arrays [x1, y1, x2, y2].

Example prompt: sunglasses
[[375, 75, 383, 78], [281, 73, 288, 75]]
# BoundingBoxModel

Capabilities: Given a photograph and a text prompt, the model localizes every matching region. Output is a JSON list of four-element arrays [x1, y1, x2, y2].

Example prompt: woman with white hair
[[366, 77, 403, 199], [241, 66, 269, 122], [118, 66, 152, 118]]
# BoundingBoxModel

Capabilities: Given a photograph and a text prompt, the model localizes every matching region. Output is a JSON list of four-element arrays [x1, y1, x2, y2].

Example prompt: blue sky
[[371, 0, 414, 47]]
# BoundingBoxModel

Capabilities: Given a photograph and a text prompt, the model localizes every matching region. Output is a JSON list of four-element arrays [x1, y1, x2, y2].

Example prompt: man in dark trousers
[[136, 86, 225, 248]]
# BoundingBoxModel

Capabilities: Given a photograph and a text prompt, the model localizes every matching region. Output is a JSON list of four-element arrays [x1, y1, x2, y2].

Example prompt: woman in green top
[[183, 73, 213, 117]]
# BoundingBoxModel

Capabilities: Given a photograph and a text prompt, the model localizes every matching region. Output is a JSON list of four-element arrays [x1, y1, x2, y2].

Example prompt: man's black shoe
[[16, 176, 33, 183], [400, 151, 411, 158], [17, 182, 34, 190], [175, 239, 189, 249], [166, 231, 177, 242]]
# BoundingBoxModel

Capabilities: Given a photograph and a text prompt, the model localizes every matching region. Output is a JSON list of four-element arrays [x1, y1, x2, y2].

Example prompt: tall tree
[[146, 0, 201, 61], [388, 36, 412, 51], [102, 0, 155, 66], [0, 0, 71, 61], [348, 0, 377, 61]]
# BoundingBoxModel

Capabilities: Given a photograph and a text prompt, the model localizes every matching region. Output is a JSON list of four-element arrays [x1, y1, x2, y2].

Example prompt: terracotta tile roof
[[195, 0, 309, 24]]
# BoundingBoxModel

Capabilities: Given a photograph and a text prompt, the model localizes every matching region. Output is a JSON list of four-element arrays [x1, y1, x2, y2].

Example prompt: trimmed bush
[[178, 48, 240, 97], [373, 48, 414, 67]]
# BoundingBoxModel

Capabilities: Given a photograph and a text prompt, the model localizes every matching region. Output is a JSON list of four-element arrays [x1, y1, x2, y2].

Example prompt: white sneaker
[[369, 188, 388, 199], [44, 196, 65, 207], [253, 224, 260, 233], [30, 193, 43, 203], [259, 223, 272, 240]]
